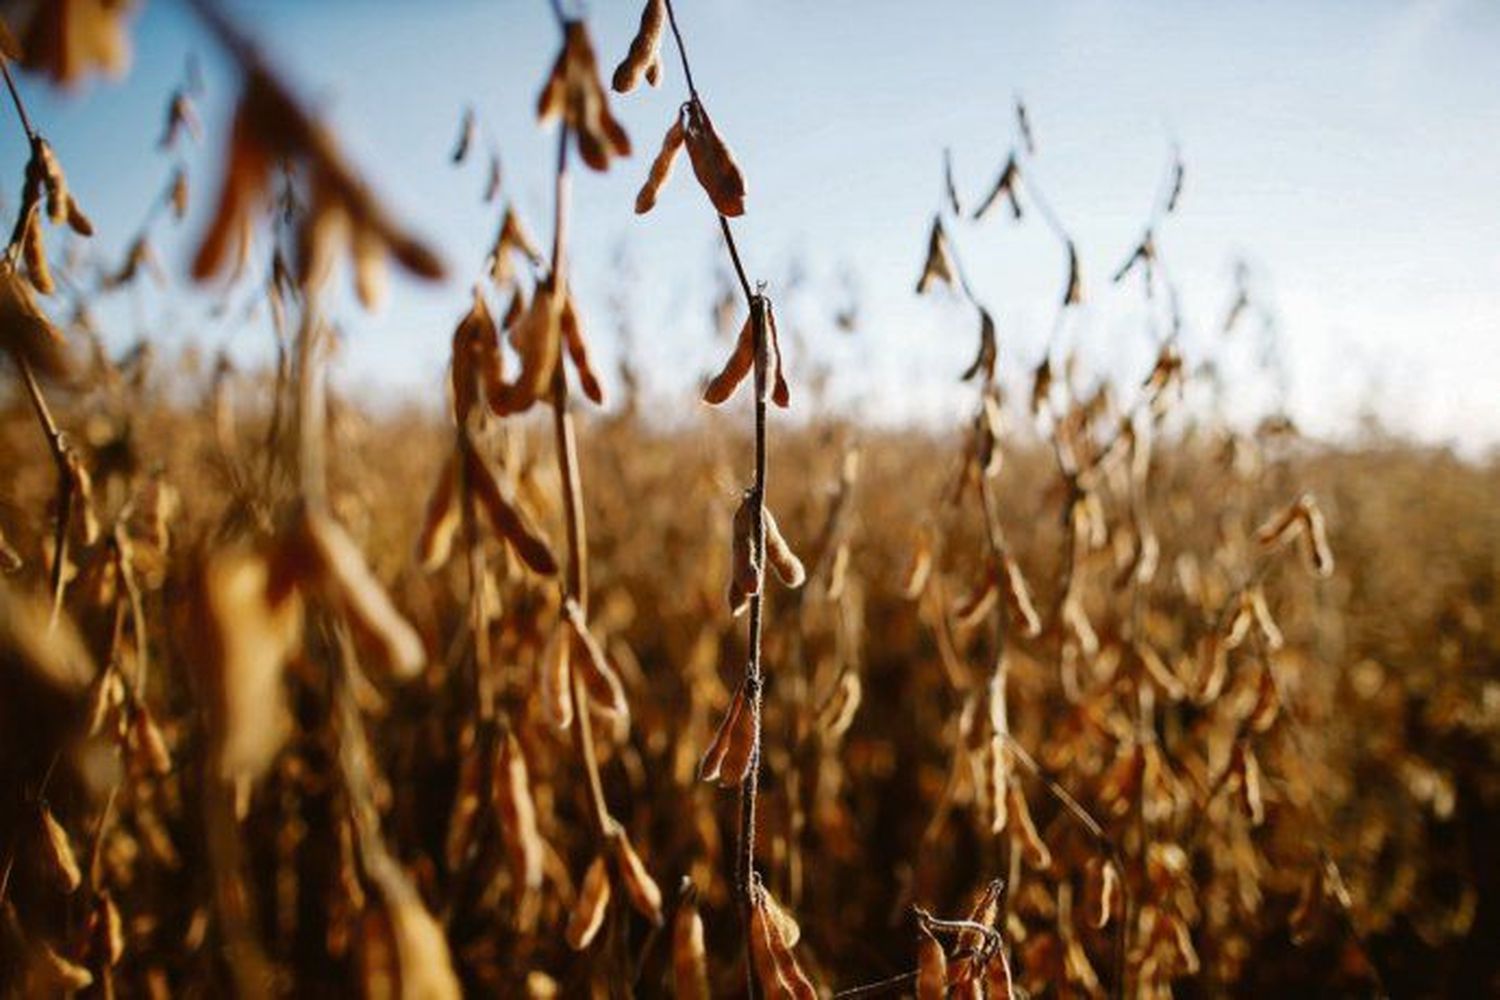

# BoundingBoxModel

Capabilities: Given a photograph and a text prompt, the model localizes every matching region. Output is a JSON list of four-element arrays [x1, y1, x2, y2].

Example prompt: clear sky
[[8, 0, 1499, 450]]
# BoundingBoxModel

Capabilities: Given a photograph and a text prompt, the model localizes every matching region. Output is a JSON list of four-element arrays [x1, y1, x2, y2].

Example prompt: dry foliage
[[0, 3, 1494, 999]]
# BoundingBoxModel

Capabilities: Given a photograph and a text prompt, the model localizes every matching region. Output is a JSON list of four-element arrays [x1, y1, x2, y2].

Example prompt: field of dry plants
[[1, 1, 1497, 998]]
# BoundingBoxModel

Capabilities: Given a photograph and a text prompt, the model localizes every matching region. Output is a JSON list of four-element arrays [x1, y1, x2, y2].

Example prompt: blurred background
[[7, 0, 1499, 450]]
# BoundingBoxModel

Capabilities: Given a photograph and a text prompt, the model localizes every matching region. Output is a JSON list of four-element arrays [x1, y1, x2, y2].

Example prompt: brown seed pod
[[1007, 785, 1052, 870], [753, 885, 818, 999], [444, 736, 485, 871], [1231, 741, 1265, 826], [954, 571, 999, 632], [132, 704, 173, 776], [682, 100, 746, 217], [566, 854, 613, 950], [416, 451, 461, 572], [538, 22, 631, 171], [636, 115, 686, 215], [40, 805, 82, 891], [1247, 585, 1284, 650], [1137, 640, 1186, 702], [298, 509, 425, 679], [488, 207, 543, 288], [495, 731, 545, 895], [915, 216, 957, 294], [1247, 662, 1281, 733], [451, 288, 504, 423], [21, 210, 53, 295], [973, 154, 1022, 221], [962, 308, 998, 383], [1062, 240, 1084, 306], [987, 735, 1010, 834], [363, 858, 463, 1000], [704, 310, 754, 405], [463, 440, 558, 576], [1001, 554, 1042, 637], [900, 530, 933, 599], [451, 106, 476, 163], [65, 195, 93, 237], [483, 152, 502, 203], [672, 884, 710, 1000], [763, 297, 791, 407], [1030, 357, 1053, 417], [727, 492, 761, 615], [1301, 497, 1335, 577], [92, 891, 125, 966], [1086, 857, 1120, 930], [560, 293, 605, 405], [917, 924, 949, 999], [14, 0, 132, 87], [610, 828, 663, 924], [699, 683, 756, 787], [817, 671, 862, 740], [612, 0, 667, 94], [31, 942, 93, 992], [194, 546, 304, 784], [562, 597, 629, 719], [764, 507, 805, 588], [490, 284, 561, 415], [541, 625, 574, 730]]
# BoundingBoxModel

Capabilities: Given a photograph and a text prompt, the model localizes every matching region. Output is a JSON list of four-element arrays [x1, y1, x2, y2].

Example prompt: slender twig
[[659, 4, 774, 990], [543, 117, 612, 842]]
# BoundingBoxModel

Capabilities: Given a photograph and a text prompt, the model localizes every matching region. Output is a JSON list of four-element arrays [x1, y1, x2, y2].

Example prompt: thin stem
[[459, 436, 495, 721], [657, 9, 772, 988], [661, 0, 702, 102], [734, 298, 773, 996], [0, 55, 38, 141], [546, 119, 610, 841]]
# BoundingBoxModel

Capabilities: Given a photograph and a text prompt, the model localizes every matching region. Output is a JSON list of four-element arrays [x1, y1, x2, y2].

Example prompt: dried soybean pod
[[40, 806, 82, 891], [636, 115, 685, 214], [1301, 497, 1335, 577], [21, 210, 53, 294], [700, 684, 756, 787], [566, 854, 612, 950], [612, 0, 666, 94], [562, 598, 629, 719], [541, 625, 574, 730], [1232, 741, 1265, 826], [727, 491, 761, 614], [298, 509, 425, 679], [763, 508, 805, 588], [917, 924, 948, 1000], [462, 442, 558, 577], [1002, 553, 1042, 637], [1062, 240, 1084, 306], [764, 297, 791, 407], [495, 731, 545, 894], [1087, 857, 1120, 930], [560, 292, 605, 405], [1007, 784, 1052, 869], [683, 100, 746, 217], [611, 829, 663, 924], [763, 889, 817, 999], [444, 735, 485, 870], [703, 311, 754, 404], [915, 216, 956, 294], [672, 883, 710, 1000], [416, 451, 460, 572]]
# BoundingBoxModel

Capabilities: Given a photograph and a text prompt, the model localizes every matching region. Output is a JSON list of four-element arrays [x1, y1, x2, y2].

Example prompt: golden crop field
[[0, 2, 1496, 998]]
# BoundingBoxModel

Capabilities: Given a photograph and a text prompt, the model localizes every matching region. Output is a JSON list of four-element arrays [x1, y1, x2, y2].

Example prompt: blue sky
[[9, 0, 1500, 450]]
